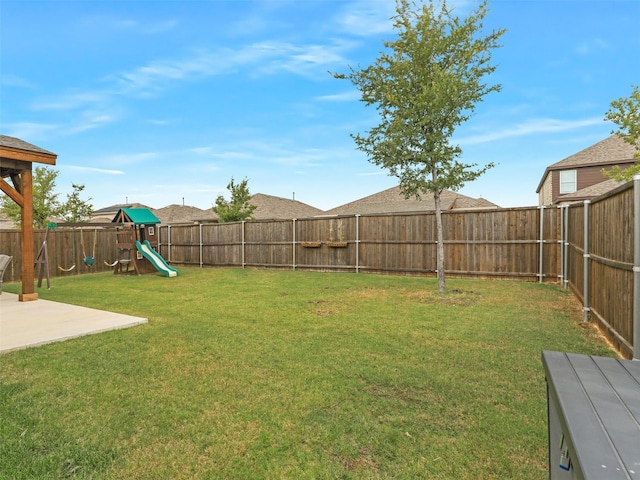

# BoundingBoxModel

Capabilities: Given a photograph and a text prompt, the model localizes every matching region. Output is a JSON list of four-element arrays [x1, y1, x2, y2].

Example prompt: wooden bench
[[542, 350, 640, 479]]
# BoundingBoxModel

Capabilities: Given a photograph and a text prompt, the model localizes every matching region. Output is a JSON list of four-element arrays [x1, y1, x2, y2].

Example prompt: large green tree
[[603, 84, 640, 181], [1, 166, 62, 228], [0, 167, 93, 227], [335, 0, 505, 292], [212, 177, 257, 223]]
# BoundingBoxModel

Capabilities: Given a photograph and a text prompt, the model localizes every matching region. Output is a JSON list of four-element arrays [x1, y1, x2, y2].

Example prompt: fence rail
[[2, 179, 638, 358]]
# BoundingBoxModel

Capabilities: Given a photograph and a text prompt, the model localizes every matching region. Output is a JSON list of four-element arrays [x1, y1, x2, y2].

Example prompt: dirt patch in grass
[[403, 289, 482, 307], [337, 448, 379, 475], [307, 299, 338, 316], [342, 287, 390, 302]]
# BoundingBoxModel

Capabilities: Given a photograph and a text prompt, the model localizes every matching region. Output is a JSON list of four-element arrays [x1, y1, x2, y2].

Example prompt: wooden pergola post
[[0, 135, 57, 302], [19, 167, 37, 301]]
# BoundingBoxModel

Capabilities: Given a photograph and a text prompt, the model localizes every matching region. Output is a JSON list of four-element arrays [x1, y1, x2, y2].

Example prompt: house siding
[[550, 165, 610, 204], [539, 174, 553, 205]]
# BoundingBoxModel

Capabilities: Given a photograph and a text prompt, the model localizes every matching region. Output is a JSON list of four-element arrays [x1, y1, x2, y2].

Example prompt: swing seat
[[104, 260, 119, 267], [58, 264, 76, 272], [84, 257, 95, 267]]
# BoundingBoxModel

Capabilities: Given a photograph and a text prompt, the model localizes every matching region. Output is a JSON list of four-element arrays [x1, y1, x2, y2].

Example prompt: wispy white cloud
[[334, 0, 480, 37], [4, 122, 59, 141], [110, 40, 354, 94], [148, 119, 171, 126], [260, 41, 355, 78], [575, 38, 610, 56], [1, 74, 37, 89], [67, 111, 119, 134], [84, 15, 179, 35], [458, 117, 604, 145], [32, 92, 110, 111], [334, 0, 395, 36], [136, 19, 179, 35], [64, 166, 125, 175], [95, 152, 159, 167], [315, 90, 360, 102]]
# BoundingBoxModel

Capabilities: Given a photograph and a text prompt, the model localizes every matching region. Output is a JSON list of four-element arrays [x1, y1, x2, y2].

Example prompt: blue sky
[[2, 0, 638, 211]]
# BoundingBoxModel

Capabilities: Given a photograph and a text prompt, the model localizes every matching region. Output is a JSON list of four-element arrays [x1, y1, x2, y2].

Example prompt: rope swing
[[81, 227, 97, 267], [58, 225, 77, 272], [104, 228, 118, 267]]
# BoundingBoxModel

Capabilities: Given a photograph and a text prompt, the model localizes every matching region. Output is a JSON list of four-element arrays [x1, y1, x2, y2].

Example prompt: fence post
[[241, 221, 246, 269], [355, 214, 360, 273], [538, 206, 544, 283], [633, 175, 640, 360], [167, 225, 172, 263], [558, 205, 564, 285], [292, 219, 296, 271], [199, 223, 203, 268], [583, 200, 590, 322], [563, 205, 569, 290]]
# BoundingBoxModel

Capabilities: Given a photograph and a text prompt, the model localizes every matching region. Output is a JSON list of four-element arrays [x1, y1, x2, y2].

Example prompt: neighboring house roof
[[323, 186, 499, 216], [250, 193, 324, 219], [0, 211, 16, 229], [154, 204, 218, 224], [536, 135, 637, 193], [112, 208, 161, 225], [91, 203, 155, 224], [555, 178, 626, 204], [93, 203, 153, 216]]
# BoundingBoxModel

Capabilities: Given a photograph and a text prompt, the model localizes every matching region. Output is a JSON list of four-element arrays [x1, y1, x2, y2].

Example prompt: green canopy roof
[[112, 208, 160, 225]]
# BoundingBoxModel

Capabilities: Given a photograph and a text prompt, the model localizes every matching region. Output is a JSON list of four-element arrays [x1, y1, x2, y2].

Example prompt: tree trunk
[[433, 189, 446, 293]]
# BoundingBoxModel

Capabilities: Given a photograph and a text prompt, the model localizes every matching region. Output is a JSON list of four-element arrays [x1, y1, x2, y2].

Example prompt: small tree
[[335, 0, 505, 292], [61, 183, 94, 223], [0, 166, 64, 228], [212, 177, 257, 223], [603, 84, 640, 181]]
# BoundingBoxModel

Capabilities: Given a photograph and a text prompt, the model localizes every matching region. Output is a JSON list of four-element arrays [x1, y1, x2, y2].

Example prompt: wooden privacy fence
[[560, 178, 640, 359], [0, 226, 119, 284], [156, 207, 560, 281], [1, 180, 638, 358]]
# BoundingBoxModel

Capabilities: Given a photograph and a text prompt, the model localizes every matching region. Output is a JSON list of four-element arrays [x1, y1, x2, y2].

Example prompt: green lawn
[[1, 268, 615, 479]]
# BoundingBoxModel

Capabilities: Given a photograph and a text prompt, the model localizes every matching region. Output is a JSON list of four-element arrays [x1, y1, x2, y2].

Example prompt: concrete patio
[[0, 292, 148, 353]]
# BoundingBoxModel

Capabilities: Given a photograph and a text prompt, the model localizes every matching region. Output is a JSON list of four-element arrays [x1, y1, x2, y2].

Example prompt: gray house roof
[[323, 186, 499, 216], [548, 135, 636, 169], [91, 194, 324, 225], [251, 193, 324, 219], [153, 204, 218, 224], [90, 203, 155, 223], [555, 178, 626, 204]]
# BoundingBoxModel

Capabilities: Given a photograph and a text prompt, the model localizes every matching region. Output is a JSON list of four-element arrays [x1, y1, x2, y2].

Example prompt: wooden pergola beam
[[0, 175, 24, 206], [0, 145, 57, 165]]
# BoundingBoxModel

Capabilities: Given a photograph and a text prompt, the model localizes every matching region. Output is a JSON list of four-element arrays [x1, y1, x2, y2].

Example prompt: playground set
[[35, 207, 177, 288]]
